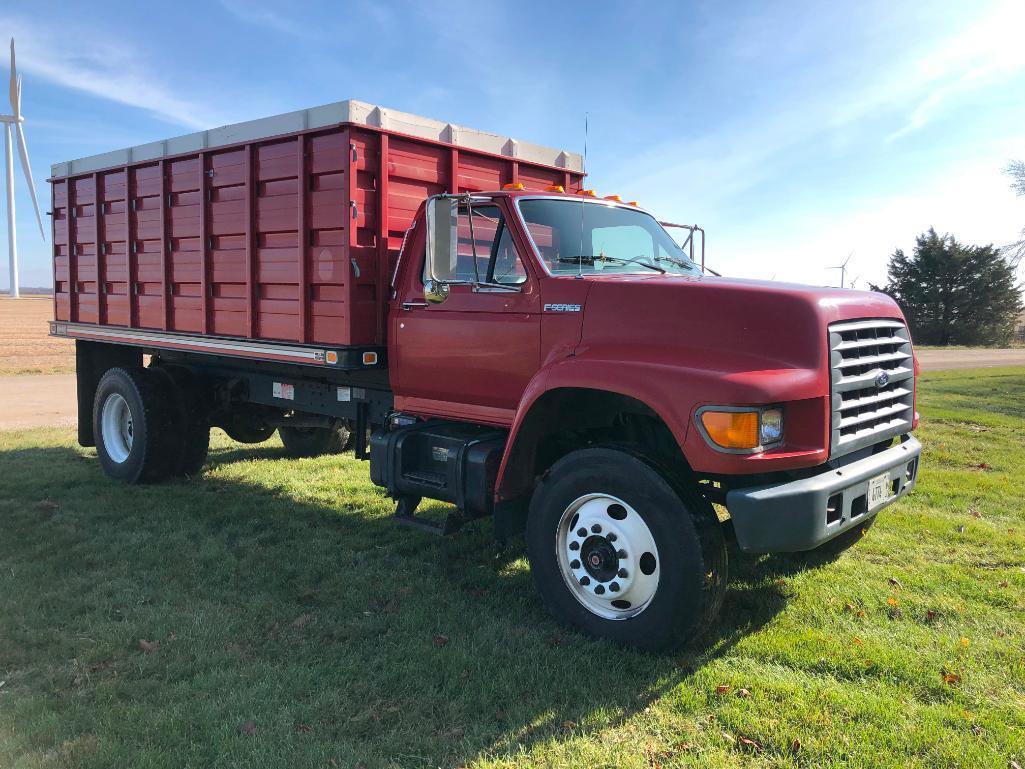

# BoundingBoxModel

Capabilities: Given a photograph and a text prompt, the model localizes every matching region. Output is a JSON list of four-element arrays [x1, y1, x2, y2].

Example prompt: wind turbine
[[1, 39, 45, 298], [827, 252, 853, 288]]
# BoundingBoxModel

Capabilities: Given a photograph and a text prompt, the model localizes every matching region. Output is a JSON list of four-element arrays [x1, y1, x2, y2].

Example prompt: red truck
[[48, 100, 921, 650]]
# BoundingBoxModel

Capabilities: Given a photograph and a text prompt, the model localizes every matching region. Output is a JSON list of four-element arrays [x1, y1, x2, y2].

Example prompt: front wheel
[[526, 448, 727, 652]]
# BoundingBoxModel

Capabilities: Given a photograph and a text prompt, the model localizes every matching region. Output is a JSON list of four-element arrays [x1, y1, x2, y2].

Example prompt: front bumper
[[725, 435, 921, 553]]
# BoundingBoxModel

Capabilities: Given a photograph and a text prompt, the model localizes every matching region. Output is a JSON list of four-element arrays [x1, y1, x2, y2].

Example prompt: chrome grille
[[829, 319, 914, 456]]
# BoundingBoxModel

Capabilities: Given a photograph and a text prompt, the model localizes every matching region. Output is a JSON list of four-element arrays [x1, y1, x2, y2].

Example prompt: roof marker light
[[502, 182, 525, 190], [544, 184, 565, 193], [604, 194, 621, 202], [627, 201, 639, 207], [576, 189, 596, 197]]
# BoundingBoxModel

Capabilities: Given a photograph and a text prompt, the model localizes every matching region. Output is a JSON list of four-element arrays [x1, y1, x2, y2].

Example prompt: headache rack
[[828, 318, 915, 456]]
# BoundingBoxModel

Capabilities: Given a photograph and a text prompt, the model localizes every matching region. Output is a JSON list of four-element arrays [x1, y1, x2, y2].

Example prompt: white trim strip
[[57, 323, 328, 364]]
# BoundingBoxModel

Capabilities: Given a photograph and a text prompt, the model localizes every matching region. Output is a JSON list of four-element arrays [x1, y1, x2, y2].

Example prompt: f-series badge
[[543, 303, 582, 312]]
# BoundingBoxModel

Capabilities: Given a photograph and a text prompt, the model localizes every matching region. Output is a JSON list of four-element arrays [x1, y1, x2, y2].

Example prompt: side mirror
[[425, 196, 458, 304], [424, 278, 449, 304]]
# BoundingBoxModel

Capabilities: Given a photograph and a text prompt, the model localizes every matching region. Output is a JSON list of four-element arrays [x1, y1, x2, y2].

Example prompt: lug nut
[[580, 576, 590, 586], [570, 559, 580, 569], [569, 541, 580, 551], [594, 585, 605, 595], [606, 533, 617, 542], [591, 524, 602, 533], [618, 568, 628, 578], [609, 582, 620, 592], [617, 549, 627, 559], [577, 527, 587, 537]]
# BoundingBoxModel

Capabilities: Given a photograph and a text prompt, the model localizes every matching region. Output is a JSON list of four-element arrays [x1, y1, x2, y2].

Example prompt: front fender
[[495, 348, 831, 501]]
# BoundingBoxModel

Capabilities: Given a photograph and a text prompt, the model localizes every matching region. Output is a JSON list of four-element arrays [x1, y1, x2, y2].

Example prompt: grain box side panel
[[71, 176, 98, 324], [308, 127, 349, 346], [98, 168, 130, 326], [52, 179, 71, 321], [208, 146, 249, 338], [130, 163, 166, 329], [348, 129, 382, 346]]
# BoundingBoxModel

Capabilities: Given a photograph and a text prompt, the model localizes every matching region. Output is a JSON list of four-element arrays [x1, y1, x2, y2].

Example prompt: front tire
[[93, 367, 179, 484], [526, 448, 727, 652]]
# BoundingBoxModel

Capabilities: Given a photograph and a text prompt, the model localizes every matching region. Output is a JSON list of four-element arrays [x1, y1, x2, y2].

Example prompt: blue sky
[[2, 0, 1024, 290]]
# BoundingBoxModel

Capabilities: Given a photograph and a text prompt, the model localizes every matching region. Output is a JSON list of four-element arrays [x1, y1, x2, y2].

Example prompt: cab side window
[[423, 202, 528, 287]]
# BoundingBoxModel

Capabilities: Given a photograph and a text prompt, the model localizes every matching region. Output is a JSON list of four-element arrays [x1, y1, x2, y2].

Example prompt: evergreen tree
[[873, 229, 1023, 346]]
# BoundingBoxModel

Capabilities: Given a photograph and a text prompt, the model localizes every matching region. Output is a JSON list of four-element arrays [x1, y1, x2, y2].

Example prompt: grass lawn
[[1, 368, 1024, 768]]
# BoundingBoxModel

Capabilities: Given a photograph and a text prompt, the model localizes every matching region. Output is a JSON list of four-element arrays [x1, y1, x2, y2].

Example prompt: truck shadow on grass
[[0, 443, 838, 768]]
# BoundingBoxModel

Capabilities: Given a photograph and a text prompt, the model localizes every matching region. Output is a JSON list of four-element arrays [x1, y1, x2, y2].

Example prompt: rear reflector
[[362, 351, 378, 365]]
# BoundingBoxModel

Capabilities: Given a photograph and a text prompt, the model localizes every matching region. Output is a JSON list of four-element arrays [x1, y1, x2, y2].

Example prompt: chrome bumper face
[[725, 435, 922, 553]]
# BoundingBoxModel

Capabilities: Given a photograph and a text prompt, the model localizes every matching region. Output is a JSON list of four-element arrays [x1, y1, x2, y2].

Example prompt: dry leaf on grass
[[239, 722, 258, 736], [433, 635, 449, 647], [138, 639, 160, 653], [738, 735, 763, 753], [942, 671, 961, 685], [736, 688, 751, 698], [715, 684, 731, 695]]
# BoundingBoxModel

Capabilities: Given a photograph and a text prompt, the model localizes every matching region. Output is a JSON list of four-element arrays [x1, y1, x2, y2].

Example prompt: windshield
[[516, 198, 701, 277]]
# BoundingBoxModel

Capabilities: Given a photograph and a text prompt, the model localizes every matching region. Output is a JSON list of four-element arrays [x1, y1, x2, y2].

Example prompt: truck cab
[[380, 188, 921, 648]]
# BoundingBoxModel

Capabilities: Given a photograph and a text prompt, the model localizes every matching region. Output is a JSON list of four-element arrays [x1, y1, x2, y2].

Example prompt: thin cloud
[[218, 0, 311, 38], [886, 0, 1025, 142], [2, 15, 227, 130]]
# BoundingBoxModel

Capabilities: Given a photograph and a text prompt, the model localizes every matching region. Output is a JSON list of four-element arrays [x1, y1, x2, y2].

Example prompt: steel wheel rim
[[101, 392, 133, 464], [556, 493, 661, 620]]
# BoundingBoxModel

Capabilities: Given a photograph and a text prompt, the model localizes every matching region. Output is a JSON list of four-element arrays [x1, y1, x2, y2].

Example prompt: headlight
[[759, 407, 783, 445], [699, 407, 784, 452]]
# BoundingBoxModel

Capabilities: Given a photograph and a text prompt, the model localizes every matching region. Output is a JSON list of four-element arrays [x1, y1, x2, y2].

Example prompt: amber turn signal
[[700, 410, 760, 450]]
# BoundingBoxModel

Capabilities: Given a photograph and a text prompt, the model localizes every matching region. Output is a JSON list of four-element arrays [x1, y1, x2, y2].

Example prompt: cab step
[[393, 495, 464, 536]]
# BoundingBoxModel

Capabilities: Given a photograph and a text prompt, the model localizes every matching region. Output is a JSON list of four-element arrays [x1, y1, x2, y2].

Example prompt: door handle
[[401, 301, 429, 310]]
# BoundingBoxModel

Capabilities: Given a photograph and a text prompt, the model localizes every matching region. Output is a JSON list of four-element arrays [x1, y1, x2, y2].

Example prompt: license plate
[[867, 472, 890, 510]]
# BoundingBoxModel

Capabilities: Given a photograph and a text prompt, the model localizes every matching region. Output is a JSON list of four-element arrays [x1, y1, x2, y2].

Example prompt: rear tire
[[279, 420, 352, 458], [93, 367, 179, 484], [526, 447, 727, 652], [154, 365, 210, 478]]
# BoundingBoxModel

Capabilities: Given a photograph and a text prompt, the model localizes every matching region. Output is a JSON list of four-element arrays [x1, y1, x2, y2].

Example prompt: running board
[[393, 496, 464, 536]]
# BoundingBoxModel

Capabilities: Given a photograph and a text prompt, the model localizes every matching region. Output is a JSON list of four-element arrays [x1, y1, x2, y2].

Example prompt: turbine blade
[[9, 39, 17, 118], [15, 123, 45, 239]]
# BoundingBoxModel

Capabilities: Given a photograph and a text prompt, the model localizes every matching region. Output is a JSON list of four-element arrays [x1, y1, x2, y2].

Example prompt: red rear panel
[[52, 123, 584, 349]]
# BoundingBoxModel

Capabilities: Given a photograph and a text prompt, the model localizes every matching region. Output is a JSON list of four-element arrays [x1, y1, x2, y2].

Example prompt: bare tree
[[1005, 161, 1025, 266]]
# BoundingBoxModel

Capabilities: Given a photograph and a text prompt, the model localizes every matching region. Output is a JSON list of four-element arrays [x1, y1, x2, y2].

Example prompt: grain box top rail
[[50, 99, 585, 178]]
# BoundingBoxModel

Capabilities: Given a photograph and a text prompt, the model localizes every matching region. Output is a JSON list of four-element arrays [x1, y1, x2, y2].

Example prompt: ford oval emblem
[[874, 371, 890, 388]]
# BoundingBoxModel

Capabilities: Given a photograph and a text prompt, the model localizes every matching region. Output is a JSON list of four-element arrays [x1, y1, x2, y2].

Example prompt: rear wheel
[[526, 448, 727, 651], [93, 367, 178, 484], [279, 420, 352, 458]]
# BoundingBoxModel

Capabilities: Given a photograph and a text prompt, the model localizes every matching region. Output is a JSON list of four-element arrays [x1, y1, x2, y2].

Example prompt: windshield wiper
[[556, 255, 666, 274], [648, 254, 698, 272]]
